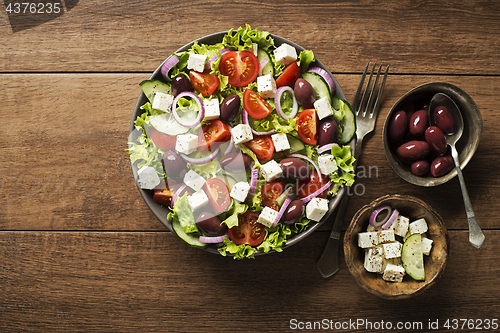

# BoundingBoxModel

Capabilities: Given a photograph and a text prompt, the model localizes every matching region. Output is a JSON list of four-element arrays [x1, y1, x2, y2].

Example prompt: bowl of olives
[[383, 82, 482, 187]]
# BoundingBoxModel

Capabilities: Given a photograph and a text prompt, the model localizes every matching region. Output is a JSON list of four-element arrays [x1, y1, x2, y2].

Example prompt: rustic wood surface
[[1, 0, 500, 332]]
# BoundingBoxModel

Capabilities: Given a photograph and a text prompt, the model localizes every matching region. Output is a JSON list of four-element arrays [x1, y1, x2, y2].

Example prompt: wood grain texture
[[1, 0, 500, 74]]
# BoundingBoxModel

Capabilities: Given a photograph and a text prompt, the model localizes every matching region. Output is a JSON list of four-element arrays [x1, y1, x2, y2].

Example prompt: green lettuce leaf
[[223, 24, 275, 52], [298, 50, 315, 72], [329, 144, 356, 188], [221, 200, 248, 229], [218, 238, 256, 259], [169, 193, 199, 234]]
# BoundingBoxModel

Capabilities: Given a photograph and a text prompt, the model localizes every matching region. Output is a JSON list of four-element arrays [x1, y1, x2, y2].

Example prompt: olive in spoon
[[429, 92, 485, 248]]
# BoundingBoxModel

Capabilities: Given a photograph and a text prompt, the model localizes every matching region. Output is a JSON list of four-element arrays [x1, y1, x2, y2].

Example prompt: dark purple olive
[[282, 200, 305, 225], [163, 150, 187, 181], [279, 158, 310, 180], [294, 78, 316, 108], [317, 118, 339, 146], [409, 109, 429, 137], [220, 94, 240, 123], [430, 155, 454, 177], [396, 140, 430, 162], [411, 160, 430, 176], [387, 110, 408, 143], [171, 74, 192, 96], [434, 106, 456, 134], [196, 211, 227, 236], [220, 152, 251, 173], [425, 126, 447, 155], [401, 102, 416, 119]]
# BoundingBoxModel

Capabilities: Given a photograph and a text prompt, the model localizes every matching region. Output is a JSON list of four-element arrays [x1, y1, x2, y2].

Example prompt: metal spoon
[[429, 92, 485, 248]]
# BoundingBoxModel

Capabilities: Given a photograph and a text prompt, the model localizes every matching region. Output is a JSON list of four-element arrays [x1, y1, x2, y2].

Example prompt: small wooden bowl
[[344, 194, 449, 299]]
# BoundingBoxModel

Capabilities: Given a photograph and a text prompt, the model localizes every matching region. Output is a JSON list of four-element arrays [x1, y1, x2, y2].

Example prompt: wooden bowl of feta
[[343, 194, 449, 299]]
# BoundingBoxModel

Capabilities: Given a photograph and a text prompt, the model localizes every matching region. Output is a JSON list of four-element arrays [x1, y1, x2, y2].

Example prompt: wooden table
[[1, 1, 499, 332]]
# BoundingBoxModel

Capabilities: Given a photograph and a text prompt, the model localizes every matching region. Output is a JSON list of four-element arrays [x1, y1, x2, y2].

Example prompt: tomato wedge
[[198, 119, 231, 152], [297, 170, 330, 199], [153, 180, 187, 206], [262, 182, 285, 211], [296, 108, 318, 145], [227, 210, 267, 246], [204, 178, 231, 214], [189, 70, 219, 96], [219, 51, 259, 87], [275, 61, 301, 88], [243, 89, 273, 119], [244, 136, 275, 162], [148, 126, 177, 151]]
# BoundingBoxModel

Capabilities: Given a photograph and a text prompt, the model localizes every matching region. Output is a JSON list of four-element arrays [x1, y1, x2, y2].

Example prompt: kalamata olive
[[282, 199, 305, 225], [387, 110, 408, 143], [433, 106, 456, 134], [294, 78, 316, 108], [220, 94, 240, 123], [396, 140, 430, 162], [220, 152, 251, 173], [196, 211, 227, 236], [171, 73, 192, 96], [430, 155, 454, 177], [409, 109, 429, 137], [417, 101, 429, 112], [411, 160, 430, 176], [425, 126, 447, 155], [279, 157, 310, 180], [163, 150, 187, 181], [317, 118, 339, 146]]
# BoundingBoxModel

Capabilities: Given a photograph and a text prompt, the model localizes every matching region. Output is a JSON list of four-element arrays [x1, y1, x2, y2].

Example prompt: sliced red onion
[[172, 91, 204, 128], [248, 164, 259, 198], [242, 108, 276, 136], [171, 184, 187, 208], [272, 197, 291, 227], [258, 58, 268, 76], [199, 234, 228, 243], [274, 86, 298, 120], [161, 55, 179, 80], [301, 181, 332, 203], [181, 148, 220, 165], [317, 143, 339, 154], [223, 124, 235, 155], [382, 209, 399, 229], [369, 205, 392, 227], [205, 48, 229, 70], [307, 67, 336, 95], [287, 153, 321, 178]]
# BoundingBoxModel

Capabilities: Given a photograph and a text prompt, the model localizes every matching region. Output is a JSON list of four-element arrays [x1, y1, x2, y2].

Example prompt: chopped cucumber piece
[[287, 134, 305, 153], [257, 49, 274, 76], [401, 233, 425, 281], [302, 72, 331, 104], [139, 79, 172, 104], [171, 217, 207, 249], [148, 113, 189, 136], [332, 97, 356, 144]]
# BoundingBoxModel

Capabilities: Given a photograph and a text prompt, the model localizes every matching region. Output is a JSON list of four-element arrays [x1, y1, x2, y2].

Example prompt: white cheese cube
[[378, 229, 395, 245], [257, 74, 277, 99], [364, 246, 384, 273], [409, 218, 428, 235], [393, 215, 410, 237], [421, 236, 433, 256], [271, 133, 290, 152], [137, 165, 161, 190], [152, 92, 174, 113], [175, 134, 198, 155], [382, 263, 406, 282], [314, 96, 334, 120], [305, 197, 329, 222], [203, 98, 220, 120], [358, 231, 379, 248], [187, 190, 209, 211], [230, 181, 251, 203], [257, 206, 279, 228], [187, 53, 207, 72], [183, 170, 206, 192], [260, 160, 283, 182], [382, 257, 402, 273], [273, 43, 297, 66], [382, 241, 402, 259], [231, 124, 253, 145], [317, 154, 338, 175]]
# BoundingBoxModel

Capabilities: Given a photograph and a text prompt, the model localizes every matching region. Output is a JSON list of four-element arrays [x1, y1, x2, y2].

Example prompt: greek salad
[[127, 25, 356, 259]]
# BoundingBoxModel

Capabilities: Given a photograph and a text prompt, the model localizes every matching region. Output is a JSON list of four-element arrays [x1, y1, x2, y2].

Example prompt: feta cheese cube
[[271, 133, 290, 152], [260, 160, 283, 182], [203, 98, 220, 120], [175, 134, 198, 155], [183, 170, 206, 192], [273, 43, 297, 65], [137, 165, 161, 190], [382, 241, 402, 259], [393, 215, 410, 237], [230, 181, 251, 203], [378, 229, 395, 244], [382, 263, 406, 282], [317, 154, 338, 175], [187, 53, 207, 72], [257, 206, 279, 228], [231, 124, 253, 145], [364, 246, 384, 273], [358, 231, 379, 248], [152, 92, 174, 113], [382, 257, 402, 272], [305, 197, 329, 222], [421, 236, 433, 256], [314, 96, 334, 120], [409, 218, 428, 235], [257, 74, 277, 99], [187, 190, 209, 211]]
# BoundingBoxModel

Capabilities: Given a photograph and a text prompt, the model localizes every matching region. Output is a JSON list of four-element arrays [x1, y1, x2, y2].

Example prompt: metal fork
[[317, 62, 389, 278]]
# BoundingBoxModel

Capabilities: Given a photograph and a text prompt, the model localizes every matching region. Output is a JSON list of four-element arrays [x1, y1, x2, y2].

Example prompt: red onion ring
[[205, 48, 229, 70], [161, 55, 179, 80], [369, 205, 392, 227], [242, 108, 276, 136], [287, 153, 321, 178], [317, 143, 339, 154], [382, 209, 399, 229], [301, 181, 332, 203], [274, 86, 298, 120], [172, 91, 204, 128], [199, 234, 228, 243], [247, 164, 259, 199], [272, 197, 291, 227], [307, 67, 336, 95], [171, 184, 187, 208], [180, 148, 220, 165], [258, 58, 268, 75]]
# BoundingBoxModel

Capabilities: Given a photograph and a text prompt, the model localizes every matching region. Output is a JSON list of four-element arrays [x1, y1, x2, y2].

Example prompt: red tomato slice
[[275, 61, 301, 88], [243, 89, 273, 119], [262, 182, 285, 211], [204, 178, 231, 214], [296, 108, 318, 145], [153, 180, 186, 206], [219, 51, 259, 87], [198, 120, 231, 152], [297, 170, 329, 199], [227, 210, 267, 246], [189, 70, 219, 96], [244, 136, 275, 162], [148, 126, 176, 150]]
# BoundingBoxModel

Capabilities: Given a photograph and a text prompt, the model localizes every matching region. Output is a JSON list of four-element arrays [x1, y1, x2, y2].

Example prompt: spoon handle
[[451, 146, 485, 248]]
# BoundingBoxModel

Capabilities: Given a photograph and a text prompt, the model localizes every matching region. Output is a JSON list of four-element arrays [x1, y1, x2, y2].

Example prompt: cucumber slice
[[171, 218, 207, 249], [257, 49, 274, 76], [332, 97, 356, 144], [140, 79, 172, 103], [148, 113, 189, 136], [401, 233, 425, 281], [302, 72, 331, 104], [287, 134, 305, 153]]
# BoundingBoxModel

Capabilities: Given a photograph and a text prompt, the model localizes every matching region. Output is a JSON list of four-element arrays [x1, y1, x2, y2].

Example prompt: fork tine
[[371, 65, 390, 118], [352, 62, 370, 112], [364, 64, 383, 117], [358, 63, 377, 116]]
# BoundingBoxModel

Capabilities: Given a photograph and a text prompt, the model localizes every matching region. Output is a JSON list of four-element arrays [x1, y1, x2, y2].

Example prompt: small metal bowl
[[383, 82, 482, 187]]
